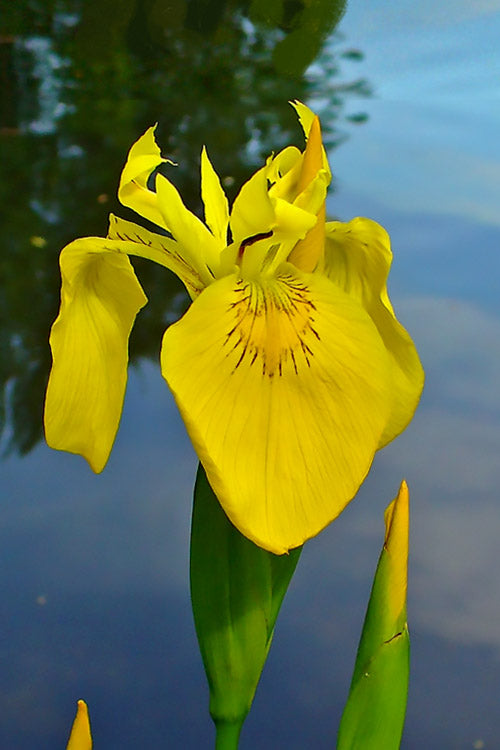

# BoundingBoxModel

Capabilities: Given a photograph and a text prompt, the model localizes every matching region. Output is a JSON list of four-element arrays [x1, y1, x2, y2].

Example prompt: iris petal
[[161, 267, 392, 554], [108, 214, 204, 298], [44, 239, 147, 473], [273, 196, 318, 240], [324, 218, 424, 445], [201, 146, 229, 245], [267, 146, 302, 202], [155, 174, 221, 283], [230, 166, 276, 246], [118, 126, 171, 230], [288, 116, 327, 273], [289, 100, 331, 179]]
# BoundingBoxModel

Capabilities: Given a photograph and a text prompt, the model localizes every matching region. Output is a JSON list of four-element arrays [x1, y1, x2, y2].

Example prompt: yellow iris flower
[[44, 102, 423, 554]]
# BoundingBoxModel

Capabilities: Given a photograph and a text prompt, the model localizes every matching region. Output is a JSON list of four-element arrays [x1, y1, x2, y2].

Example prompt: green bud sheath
[[190, 464, 301, 748], [337, 481, 410, 750]]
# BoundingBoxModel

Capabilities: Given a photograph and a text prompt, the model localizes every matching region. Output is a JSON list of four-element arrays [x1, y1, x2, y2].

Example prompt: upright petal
[[155, 174, 221, 283], [267, 146, 302, 201], [230, 166, 276, 246], [324, 218, 424, 446], [201, 146, 229, 245], [118, 126, 171, 230], [290, 100, 331, 178], [45, 239, 147, 472], [290, 100, 317, 138], [288, 116, 327, 273], [161, 267, 392, 553]]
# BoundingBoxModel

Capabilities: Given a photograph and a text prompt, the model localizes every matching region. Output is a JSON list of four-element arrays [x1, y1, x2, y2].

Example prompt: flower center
[[223, 274, 321, 378]]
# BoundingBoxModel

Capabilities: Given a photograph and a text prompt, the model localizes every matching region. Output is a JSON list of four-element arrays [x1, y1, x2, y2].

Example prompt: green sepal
[[337, 483, 410, 750], [190, 464, 301, 746]]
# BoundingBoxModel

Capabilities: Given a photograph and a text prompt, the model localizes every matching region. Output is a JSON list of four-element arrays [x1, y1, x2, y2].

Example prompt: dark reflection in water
[[0, 0, 370, 457]]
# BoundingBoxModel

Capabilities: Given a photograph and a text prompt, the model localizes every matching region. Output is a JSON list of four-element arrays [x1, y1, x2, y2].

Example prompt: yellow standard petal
[[290, 100, 317, 139], [324, 218, 424, 446], [266, 146, 302, 201], [290, 100, 331, 179], [288, 115, 327, 273], [230, 165, 276, 246], [155, 174, 221, 284], [118, 125, 172, 230], [161, 267, 392, 553], [45, 238, 147, 472], [201, 146, 230, 246], [66, 700, 92, 750]]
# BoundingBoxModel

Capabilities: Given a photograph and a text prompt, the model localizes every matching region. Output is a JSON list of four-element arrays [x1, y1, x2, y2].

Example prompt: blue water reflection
[[1, 0, 500, 748], [330, 3, 500, 748]]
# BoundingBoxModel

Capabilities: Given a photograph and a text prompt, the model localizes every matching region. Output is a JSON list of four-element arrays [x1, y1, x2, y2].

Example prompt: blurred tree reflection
[[0, 0, 371, 455]]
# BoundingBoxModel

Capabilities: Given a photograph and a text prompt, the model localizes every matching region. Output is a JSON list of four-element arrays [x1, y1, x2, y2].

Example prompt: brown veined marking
[[225, 275, 320, 378], [237, 230, 274, 260]]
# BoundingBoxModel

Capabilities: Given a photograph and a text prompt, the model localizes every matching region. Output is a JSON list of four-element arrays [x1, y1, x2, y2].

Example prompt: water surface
[[1, 1, 499, 747]]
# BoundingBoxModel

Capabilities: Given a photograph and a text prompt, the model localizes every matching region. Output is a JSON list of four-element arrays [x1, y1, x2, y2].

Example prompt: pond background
[[1, 0, 499, 747]]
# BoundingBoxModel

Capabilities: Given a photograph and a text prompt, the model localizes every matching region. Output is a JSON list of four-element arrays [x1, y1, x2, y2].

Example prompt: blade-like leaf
[[337, 480, 410, 750], [190, 464, 301, 747]]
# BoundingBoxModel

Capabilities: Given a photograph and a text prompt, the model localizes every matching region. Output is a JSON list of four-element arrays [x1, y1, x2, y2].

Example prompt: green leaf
[[337, 481, 410, 750], [190, 464, 301, 747]]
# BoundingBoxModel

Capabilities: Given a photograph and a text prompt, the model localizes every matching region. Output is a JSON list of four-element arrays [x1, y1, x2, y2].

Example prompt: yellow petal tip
[[384, 479, 409, 546], [287, 115, 326, 273], [383, 480, 409, 619], [297, 115, 323, 193], [67, 699, 92, 750]]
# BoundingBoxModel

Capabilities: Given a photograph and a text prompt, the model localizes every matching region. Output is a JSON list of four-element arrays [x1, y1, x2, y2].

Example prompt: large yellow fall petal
[[45, 239, 147, 472], [161, 267, 392, 553], [66, 700, 92, 750], [324, 218, 424, 446]]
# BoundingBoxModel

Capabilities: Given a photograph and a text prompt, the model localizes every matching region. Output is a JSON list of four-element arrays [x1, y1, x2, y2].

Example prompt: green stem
[[215, 720, 243, 750]]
